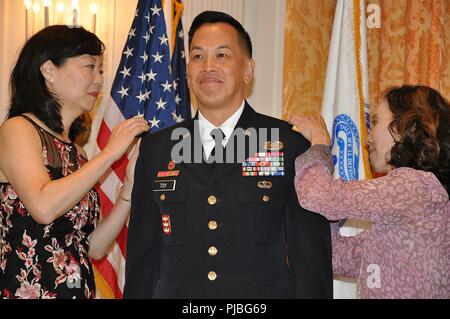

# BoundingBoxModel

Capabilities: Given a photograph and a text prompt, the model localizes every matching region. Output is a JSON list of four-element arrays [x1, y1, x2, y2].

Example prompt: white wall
[[0, 0, 285, 130], [181, 0, 285, 118], [0, 0, 28, 122], [244, 0, 285, 119]]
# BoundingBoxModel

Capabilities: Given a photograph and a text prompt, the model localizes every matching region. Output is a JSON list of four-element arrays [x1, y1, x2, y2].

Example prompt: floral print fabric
[[0, 116, 100, 299], [295, 144, 449, 298]]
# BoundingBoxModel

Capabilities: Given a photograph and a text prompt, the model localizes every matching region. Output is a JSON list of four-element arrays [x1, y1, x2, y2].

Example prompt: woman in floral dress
[[291, 85, 449, 298], [0, 25, 149, 299]]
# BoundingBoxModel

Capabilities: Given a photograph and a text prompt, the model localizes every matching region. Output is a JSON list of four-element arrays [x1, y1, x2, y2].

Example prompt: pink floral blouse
[[0, 116, 100, 299], [295, 145, 449, 299]]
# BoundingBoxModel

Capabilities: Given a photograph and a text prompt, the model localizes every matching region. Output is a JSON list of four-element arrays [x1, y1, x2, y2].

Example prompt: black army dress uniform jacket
[[123, 102, 333, 299]]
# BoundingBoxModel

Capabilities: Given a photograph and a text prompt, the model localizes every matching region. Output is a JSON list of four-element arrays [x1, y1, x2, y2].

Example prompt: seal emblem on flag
[[331, 114, 360, 181]]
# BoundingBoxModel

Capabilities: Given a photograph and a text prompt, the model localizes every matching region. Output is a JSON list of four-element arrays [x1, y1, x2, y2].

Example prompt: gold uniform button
[[159, 194, 166, 201], [208, 221, 218, 230], [207, 195, 217, 205], [208, 271, 217, 281], [262, 195, 270, 202], [208, 246, 218, 256]]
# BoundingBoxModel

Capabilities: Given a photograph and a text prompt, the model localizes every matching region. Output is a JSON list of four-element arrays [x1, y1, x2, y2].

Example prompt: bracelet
[[118, 184, 132, 202]]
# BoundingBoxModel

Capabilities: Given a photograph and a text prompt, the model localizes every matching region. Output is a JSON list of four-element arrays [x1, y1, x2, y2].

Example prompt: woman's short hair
[[385, 85, 450, 192], [8, 25, 104, 140]]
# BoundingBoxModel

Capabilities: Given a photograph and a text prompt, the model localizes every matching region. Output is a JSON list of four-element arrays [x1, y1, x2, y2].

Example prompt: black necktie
[[209, 128, 225, 163]]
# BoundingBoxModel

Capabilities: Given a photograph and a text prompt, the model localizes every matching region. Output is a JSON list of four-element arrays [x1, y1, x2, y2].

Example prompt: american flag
[[92, 0, 190, 299]]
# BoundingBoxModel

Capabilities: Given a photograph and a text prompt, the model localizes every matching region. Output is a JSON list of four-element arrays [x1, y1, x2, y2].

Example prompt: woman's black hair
[[9, 25, 104, 140]]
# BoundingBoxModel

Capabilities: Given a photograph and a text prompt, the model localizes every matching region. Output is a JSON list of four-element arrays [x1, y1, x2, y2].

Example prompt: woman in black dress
[[0, 25, 149, 298]]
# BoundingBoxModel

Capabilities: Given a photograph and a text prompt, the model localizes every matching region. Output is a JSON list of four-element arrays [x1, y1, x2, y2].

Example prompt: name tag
[[153, 180, 176, 192]]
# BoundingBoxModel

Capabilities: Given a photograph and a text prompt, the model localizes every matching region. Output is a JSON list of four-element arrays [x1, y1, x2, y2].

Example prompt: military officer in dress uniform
[[123, 10, 332, 299]]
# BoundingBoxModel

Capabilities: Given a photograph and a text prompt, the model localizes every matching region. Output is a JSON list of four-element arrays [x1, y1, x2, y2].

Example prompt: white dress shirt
[[198, 100, 245, 159]]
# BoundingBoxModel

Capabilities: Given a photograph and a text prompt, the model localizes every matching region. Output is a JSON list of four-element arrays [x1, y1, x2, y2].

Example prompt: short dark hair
[[8, 25, 104, 140], [384, 85, 450, 192], [188, 11, 253, 58]]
